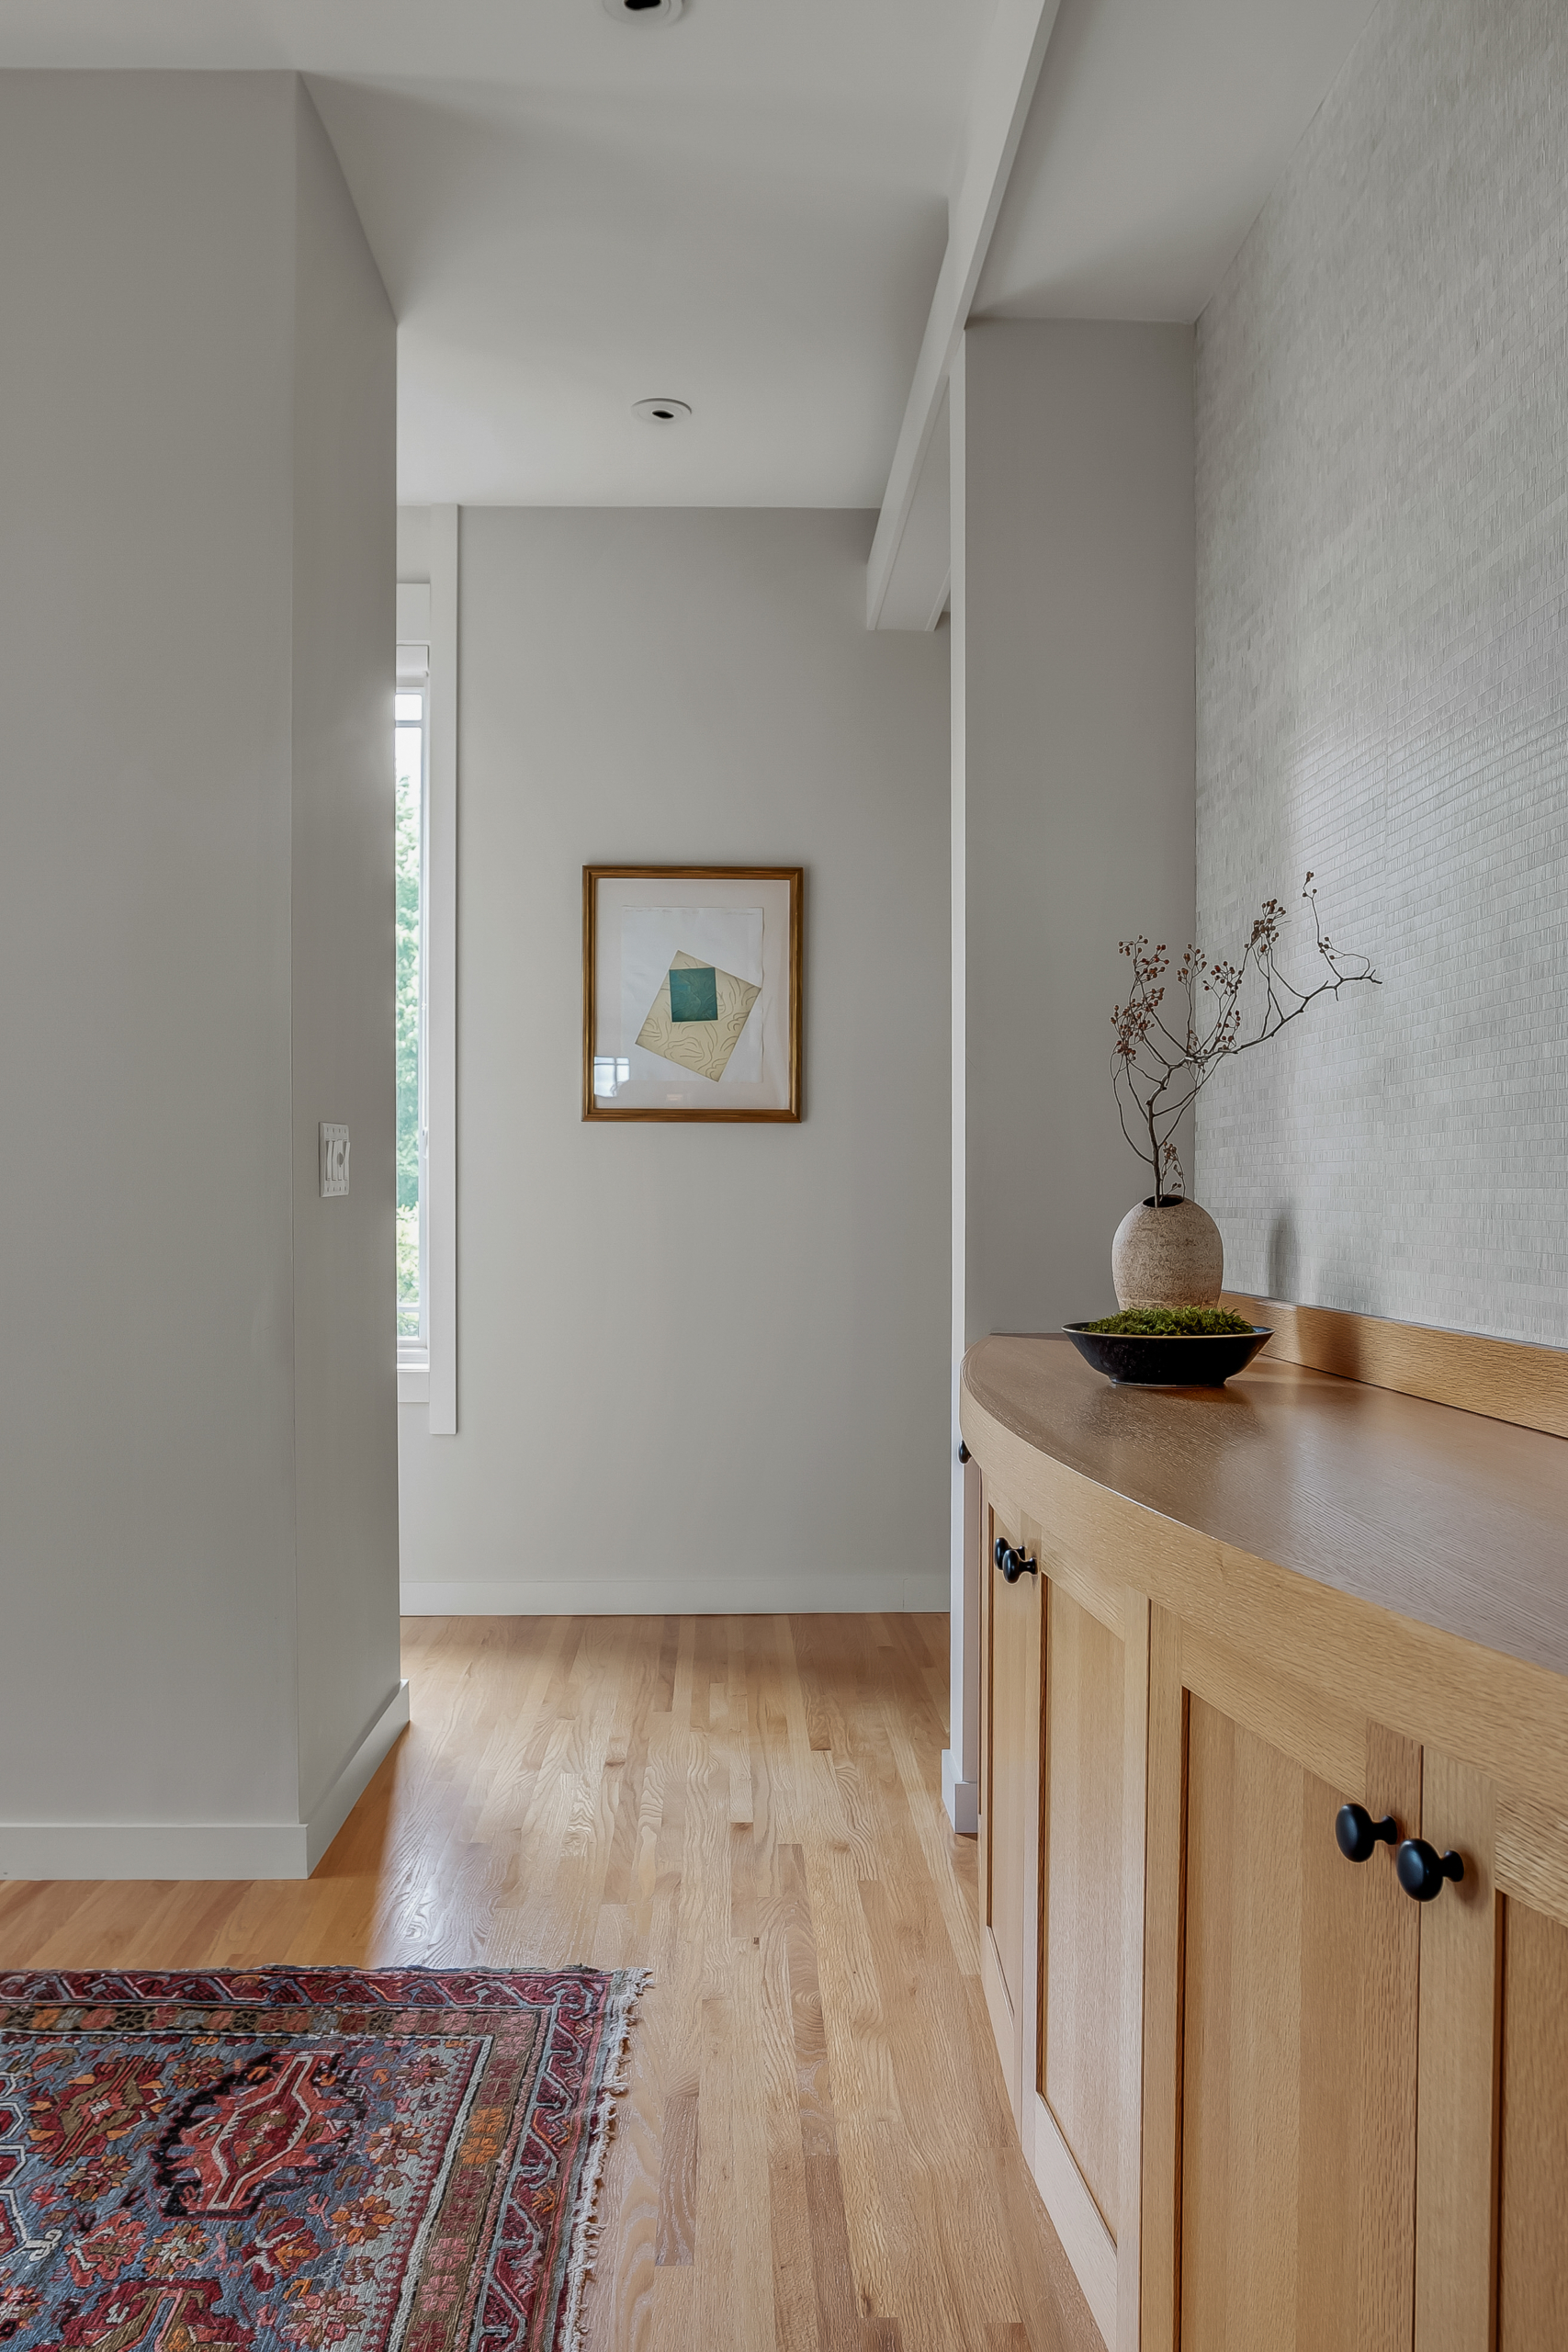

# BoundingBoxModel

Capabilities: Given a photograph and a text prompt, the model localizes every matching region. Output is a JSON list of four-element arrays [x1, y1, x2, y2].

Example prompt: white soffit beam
[[867, 0, 1062, 629], [875, 380, 952, 631]]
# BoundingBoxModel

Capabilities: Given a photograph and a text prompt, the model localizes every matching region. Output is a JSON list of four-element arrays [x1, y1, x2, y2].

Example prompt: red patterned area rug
[[0, 1967, 646, 2352]]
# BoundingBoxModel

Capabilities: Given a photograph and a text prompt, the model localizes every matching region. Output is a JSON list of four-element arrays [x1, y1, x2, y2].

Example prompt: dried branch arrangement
[[1112, 874, 1379, 1201]]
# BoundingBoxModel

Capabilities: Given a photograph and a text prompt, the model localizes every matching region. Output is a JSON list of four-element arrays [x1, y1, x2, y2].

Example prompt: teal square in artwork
[[668, 963, 718, 1023]]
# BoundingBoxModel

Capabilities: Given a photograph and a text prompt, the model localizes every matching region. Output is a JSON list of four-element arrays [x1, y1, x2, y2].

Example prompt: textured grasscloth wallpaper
[[1193, 0, 1568, 1344]]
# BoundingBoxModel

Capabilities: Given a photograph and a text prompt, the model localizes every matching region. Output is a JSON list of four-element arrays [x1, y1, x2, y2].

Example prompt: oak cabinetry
[[964, 1329, 1568, 2352], [1498, 1895, 1568, 2343], [1149, 1645, 1421, 2352], [1414, 1755, 1568, 2350], [979, 1487, 1040, 2124], [1041, 1580, 1130, 2242], [980, 1496, 1148, 2350]]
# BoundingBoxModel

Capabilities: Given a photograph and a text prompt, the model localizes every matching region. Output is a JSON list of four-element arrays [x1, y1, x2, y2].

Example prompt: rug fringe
[[556, 1966, 652, 2352]]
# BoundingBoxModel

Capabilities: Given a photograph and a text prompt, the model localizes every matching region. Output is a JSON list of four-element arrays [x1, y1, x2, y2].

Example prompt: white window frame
[[395, 507, 458, 1430], [393, 647, 429, 1385]]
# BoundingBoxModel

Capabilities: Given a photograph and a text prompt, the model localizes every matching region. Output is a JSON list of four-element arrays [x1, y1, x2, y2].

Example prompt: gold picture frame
[[582, 865, 803, 1121]]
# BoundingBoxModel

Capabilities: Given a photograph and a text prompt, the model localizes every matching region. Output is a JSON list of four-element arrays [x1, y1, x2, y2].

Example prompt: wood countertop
[[962, 1334, 1568, 1684]]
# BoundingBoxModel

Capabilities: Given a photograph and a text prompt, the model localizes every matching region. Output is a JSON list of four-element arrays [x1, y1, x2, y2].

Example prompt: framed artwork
[[582, 865, 802, 1121]]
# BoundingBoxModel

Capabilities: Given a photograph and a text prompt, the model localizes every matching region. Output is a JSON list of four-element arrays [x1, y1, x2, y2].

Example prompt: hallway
[[0, 1615, 1095, 2352]]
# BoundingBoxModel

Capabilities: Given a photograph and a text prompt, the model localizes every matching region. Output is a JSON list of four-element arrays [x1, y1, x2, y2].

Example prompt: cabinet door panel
[[1499, 1898, 1568, 2346], [979, 1492, 1042, 2124], [987, 1560, 1034, 2025], [1043, 1580, 1125, 2236], [1413, 1754, 1501, 2352], [1180, 1699, 1419, 2352]]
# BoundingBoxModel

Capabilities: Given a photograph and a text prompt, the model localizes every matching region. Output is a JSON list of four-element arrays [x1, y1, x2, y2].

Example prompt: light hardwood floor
[[0, 1613, 1098, 2352]]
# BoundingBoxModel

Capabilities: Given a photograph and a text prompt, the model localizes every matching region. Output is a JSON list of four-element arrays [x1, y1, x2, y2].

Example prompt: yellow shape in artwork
[[636, 949, 761, 1082]]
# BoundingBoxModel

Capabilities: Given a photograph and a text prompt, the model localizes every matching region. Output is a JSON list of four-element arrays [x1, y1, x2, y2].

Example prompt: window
[[395, 681, 427, 1356], [397, 523, 454, 1429]]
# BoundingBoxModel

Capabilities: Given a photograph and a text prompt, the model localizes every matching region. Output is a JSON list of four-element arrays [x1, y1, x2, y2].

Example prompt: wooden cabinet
[[1039, 1579, 1135, 2248], [978, 1487, 1041, 2125], [964, 1325, 1568, 2352], [1413, 1755, 1568, 2349], [979, 1502, 1150, 2350], [1145, 1629, 1422, 2352], [983, 1552, 1568, 2352], [1496, 1889, 1568, 2342]]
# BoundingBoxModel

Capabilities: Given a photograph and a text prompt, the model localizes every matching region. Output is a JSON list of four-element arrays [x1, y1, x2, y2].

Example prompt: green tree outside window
[[395, 697, 423, 1340]]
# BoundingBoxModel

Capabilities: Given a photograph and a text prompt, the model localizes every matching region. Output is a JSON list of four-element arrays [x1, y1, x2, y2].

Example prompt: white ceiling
[[311, 62, 962, 508], [976, 0, 1380, 321], [0, 0, 1380, 508], [0, 0, 996, 505]]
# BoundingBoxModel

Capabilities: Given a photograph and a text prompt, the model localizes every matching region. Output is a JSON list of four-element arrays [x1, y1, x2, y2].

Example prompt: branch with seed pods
[[1111, 875, 1378, 1202]]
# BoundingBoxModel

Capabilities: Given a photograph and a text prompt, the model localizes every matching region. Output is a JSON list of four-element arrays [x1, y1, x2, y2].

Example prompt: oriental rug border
[[0, 1966, 647, 2352]]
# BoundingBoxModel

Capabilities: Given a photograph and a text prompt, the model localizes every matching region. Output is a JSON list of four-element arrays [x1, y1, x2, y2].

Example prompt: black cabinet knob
[[958, 1442, 971, 1464], [1335, 1802, 1398, 1863], [992, 1536, 1038, 1584], [1395, 1838, 1466, 1902]]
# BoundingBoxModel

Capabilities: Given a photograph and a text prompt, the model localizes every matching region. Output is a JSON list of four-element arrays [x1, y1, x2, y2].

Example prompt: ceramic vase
[[1111, 1195, 1224, 1310]]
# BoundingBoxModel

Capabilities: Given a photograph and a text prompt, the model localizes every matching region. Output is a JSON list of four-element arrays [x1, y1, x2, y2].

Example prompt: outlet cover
[[320, 1124, 350, 1197]]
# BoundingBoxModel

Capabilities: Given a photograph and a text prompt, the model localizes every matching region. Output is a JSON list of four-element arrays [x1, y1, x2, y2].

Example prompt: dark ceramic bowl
[[1063, 1323, 1272, 1387]]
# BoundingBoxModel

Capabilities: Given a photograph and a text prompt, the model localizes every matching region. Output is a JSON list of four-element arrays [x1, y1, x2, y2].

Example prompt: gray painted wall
[[396, 508, 951, 1611], [289, 87, 402, 1823], [960, 321, 1199, 1345], [0, 74, 399, 1865], [1194, 0, 1568, 1342]]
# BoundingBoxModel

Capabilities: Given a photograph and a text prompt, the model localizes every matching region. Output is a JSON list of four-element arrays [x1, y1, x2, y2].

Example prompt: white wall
[[945, 320, 1196, 1827], [397, 508, 951, 1613], [1194, 0, 1568, 1345], [960, 322, 1198, 1342], [397, 507, 433, 582], [289, 86, 402, 1826], [0, 74, 401, 1877]]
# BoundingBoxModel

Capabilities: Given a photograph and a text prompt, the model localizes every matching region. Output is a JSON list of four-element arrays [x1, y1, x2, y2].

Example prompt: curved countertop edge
[[960, 1340, 1568, 1827]]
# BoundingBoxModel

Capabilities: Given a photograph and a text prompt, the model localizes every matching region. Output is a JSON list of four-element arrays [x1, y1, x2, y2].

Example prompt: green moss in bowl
[[1078, 1306, 1257, 1337]]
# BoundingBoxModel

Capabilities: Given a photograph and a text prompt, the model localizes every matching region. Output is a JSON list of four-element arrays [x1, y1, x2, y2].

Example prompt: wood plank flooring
[[0, 1613, 1100, 2352]]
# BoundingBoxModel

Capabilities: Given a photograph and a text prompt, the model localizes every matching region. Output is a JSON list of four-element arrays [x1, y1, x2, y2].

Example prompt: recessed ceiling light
[[603, 0, 683, 19], [634, 398, 693, 424]]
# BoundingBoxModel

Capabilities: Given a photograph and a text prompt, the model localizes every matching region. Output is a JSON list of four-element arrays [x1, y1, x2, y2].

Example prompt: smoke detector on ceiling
[[603, 0, 683, 19], [634, 398, 693, 424]]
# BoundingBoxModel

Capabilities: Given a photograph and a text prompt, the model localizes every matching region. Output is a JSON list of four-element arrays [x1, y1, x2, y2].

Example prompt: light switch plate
[[320, 1124, 350, 1197]]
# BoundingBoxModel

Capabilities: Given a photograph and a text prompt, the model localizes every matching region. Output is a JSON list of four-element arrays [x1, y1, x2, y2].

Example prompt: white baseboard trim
[[942, 1748, 978, 1835], [305, 1680, 412, 1871], [0, 1682, 411, 1884], [400, 1574, 949, 1617]]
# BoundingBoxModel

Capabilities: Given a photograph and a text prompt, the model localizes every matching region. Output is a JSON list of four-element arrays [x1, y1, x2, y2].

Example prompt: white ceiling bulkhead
[[0, 0, 1379, 521]]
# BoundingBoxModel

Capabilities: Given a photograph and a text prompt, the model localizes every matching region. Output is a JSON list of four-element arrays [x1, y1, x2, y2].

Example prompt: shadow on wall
[[1267, 1211, 1299, 1305]]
